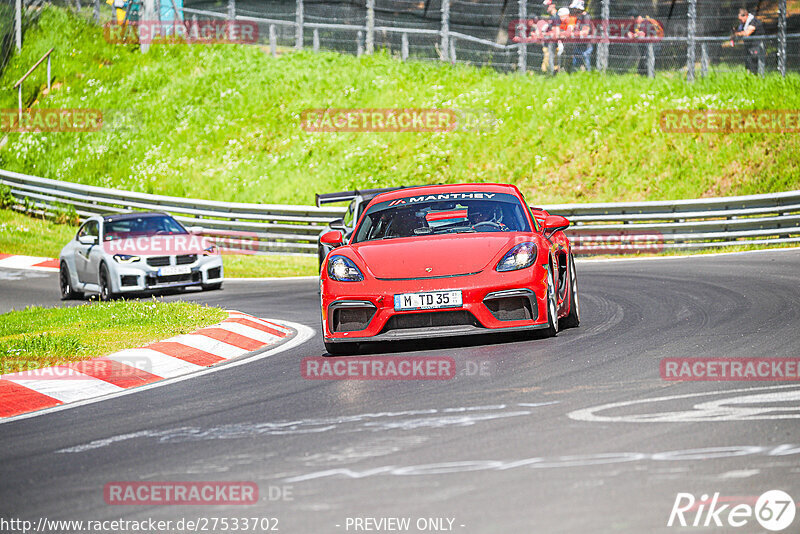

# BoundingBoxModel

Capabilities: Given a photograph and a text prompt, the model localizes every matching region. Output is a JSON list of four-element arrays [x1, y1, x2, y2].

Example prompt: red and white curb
[[0, 310, 296, 419], [0, 254, 59, 272]]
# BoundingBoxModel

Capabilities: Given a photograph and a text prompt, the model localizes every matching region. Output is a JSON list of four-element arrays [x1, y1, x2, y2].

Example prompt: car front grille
[[146, 256, 171, 267], [176, 254, 197, 265], [145, 272, 201, 287], [484, 296, 534, 321], [381, 310, 480, 333]]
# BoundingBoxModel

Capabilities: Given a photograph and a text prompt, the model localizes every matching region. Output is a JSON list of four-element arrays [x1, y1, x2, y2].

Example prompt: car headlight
[[113, 254, 141, 264], [327, 255, 364, 282], [496, 242, 537, 272]]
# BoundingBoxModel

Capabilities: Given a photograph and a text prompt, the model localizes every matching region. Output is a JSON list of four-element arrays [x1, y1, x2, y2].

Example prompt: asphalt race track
[[1, 249, 800, 533]]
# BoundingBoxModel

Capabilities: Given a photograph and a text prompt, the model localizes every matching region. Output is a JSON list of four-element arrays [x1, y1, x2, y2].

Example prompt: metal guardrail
[[2, 169, 799, 255]]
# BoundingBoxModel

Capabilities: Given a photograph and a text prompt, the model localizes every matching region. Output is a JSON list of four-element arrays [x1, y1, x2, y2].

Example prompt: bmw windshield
[[352, 192, 531, 243], [103, 215, 188, 242]]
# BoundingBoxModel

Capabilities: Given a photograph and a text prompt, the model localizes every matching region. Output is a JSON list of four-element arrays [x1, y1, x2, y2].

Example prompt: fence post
[[778, 0, 786, 76], [18, 85, 22, 123], [313, 28, 319, 52], [47, 54, 51, 93], [269, 24, 277, 57], [440, 0, 450, 62], [758, 51, 765, 77], [93, 0, 99, 22], [357, 30, 364, 56], [295, 0, 304, 49], [596, 0, 608, 72], [547, 42, 555, 75], [228, 0, 235, 21], [647, 42, 655, 78], [700, 42, 708, 77], [450, 37, 456, 65], [75, 0, 81, 11], [366, 0, 374, 54], [401, 32, 408, 61], [518, 0, 526, 73], [15, 0, 21, 51], [686, 0, 696, 82]]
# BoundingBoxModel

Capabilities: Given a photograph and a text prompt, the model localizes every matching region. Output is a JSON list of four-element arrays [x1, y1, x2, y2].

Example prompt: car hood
[[351, 234, 524, 279]]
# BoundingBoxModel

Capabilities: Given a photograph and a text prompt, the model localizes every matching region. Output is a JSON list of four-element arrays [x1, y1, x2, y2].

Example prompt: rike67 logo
[[668, 490, 796, 531]]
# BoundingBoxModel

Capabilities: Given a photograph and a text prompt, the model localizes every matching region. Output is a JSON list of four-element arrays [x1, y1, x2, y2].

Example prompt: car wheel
[[99, 264, 115, 301], [560, 252, 580, 329], [324, 341, 358, 356], [542, 263, 559, 338], [202, 282, 223, 291], [59, 262, 82, 300]]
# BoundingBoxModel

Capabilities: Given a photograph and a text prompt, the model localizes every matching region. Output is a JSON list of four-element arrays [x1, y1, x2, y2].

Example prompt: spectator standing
[[734, 7, 765, 75], [569, 0, 593, 72], [554, 7, 577, 73], [538, 1, 560, 73]]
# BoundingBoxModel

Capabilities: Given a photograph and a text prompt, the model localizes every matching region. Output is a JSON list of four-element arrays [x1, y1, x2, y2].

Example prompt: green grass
[[222, 253, 318, 277], [0, 300, 226, 373], [0, 207, 78, 257], [1, 7, 799, 207]]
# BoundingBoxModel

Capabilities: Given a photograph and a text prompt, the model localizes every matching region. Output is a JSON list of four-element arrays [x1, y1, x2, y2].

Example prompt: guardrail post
[[450, 37, 456, 65], [686, 0, 696, 82], [597, 0, 609, 72], [313, 28, 319, 52], [357, 30, 364, 56], [269, 24, 277, 56], [93, 0, 100, 22], [758, 47, 765, 77], [366, 0, 374, 54], [401, 32, 408, 61], [700, 42, 708, 77], [440, 0, 450, 62], [227, 0, 235, 21], [17, 86, 22, 124], [778, 0, 786, 76], [15, 0, 22, 51], [47, 54, 51, 92], [647, 42, 655, 78], [517, 0, 526, 73], [295, 0, 304, 49], [547, 42, 555, 75]]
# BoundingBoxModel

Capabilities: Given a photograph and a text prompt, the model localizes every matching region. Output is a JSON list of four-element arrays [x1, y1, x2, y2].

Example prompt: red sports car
[[319, 183, 579, 354]]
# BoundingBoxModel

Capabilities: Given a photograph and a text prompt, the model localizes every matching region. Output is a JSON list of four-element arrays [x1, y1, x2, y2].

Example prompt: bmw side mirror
[[320, 230, 344, 247], [78, 235, 98, 246], [329, 218, 346, 231]]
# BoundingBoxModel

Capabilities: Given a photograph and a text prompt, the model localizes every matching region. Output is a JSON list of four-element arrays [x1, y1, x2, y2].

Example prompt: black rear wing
[[315, 187, 405, 207]]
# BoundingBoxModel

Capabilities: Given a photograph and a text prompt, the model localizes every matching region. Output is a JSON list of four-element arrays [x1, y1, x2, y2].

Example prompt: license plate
[[394, 290, 463, 311], [158, 265, 191, 276]]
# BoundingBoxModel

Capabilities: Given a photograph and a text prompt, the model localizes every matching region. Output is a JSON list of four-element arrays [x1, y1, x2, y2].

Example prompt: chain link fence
[[165, 0, 797, 78]]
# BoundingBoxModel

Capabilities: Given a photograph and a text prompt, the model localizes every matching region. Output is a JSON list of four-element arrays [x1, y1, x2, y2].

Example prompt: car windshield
[[103, 215, 187, 241], [352, 192, 531, 243]]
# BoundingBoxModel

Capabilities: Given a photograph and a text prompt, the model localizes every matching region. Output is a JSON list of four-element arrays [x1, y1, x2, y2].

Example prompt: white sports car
[[58, 211, 224, 301]]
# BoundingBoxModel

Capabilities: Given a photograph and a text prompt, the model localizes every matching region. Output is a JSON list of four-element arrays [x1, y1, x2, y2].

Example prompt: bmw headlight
[[496, 242, 537, 272], [113, 254, 141, 264], [327, 255, 364, 282]]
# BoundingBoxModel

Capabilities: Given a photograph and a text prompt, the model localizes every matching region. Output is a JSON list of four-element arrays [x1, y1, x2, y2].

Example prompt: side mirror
[[329, 218, 346, 231], [543, 215, 570, 234], [78, 235, 98, 246], [320, 230, 344, 247]]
